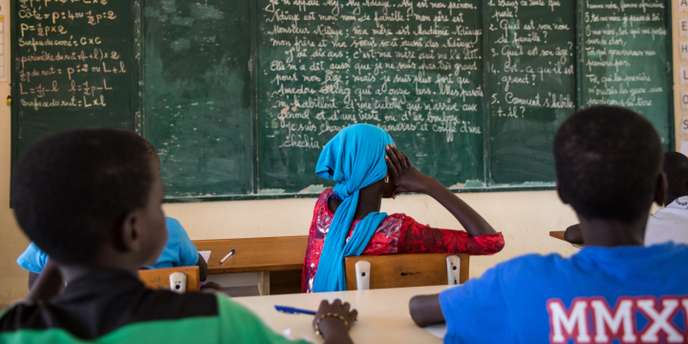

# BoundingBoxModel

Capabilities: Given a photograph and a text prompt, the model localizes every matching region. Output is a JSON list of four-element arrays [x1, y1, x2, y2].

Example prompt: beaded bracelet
[[313, 312, 350, 337]]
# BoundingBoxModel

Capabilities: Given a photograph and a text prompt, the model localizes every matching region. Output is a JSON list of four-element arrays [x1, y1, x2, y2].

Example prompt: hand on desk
[[313, 299, 357, 344]]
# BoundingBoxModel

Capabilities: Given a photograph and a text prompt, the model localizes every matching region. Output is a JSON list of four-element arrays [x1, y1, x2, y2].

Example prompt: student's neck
[[328, 186, 383, 220], [355, 186, 382, 219], [579, 217, 647, 247], [59, 263, 138, 284]]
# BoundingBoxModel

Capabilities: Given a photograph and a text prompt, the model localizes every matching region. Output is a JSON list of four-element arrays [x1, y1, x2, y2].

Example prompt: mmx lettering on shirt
[[548, 296, 688, 343]]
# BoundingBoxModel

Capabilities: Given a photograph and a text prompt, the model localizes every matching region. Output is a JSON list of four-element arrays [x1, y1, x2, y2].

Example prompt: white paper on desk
[[424, 324, 447, 339], [281, 328, 313, 342], [200, 250, 212, 263]]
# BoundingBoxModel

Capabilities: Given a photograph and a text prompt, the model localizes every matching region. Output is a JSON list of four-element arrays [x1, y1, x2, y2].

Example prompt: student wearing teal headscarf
[[304, 124, 505, 293]]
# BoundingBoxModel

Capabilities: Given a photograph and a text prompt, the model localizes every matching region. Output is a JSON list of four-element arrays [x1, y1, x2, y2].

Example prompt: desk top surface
[[234, 285, 449, 343], [194, 236, 308, 273]]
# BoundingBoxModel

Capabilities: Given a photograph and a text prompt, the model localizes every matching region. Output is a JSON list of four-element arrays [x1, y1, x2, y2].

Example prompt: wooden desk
[[138, 266, 200, 292], [194, 236, 308, 274], [234, 285, 449, 343], [193, 236, 308, 295]]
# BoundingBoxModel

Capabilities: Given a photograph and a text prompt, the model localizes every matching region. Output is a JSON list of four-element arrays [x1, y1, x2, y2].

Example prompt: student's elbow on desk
[[409, 294, 445, 327]]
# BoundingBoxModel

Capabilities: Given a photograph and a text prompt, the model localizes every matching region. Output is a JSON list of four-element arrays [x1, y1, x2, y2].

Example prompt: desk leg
[[258, 271, 271, 296]]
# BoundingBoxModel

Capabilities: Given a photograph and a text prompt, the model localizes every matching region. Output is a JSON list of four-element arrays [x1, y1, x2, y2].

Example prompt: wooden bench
[[344, 253, 470, 290], [138, 266, 200, 292], [195, 237, 478, 294]]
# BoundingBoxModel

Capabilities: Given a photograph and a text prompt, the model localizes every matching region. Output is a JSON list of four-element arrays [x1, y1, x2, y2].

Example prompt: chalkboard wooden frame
[[10, 1, 676, 203]]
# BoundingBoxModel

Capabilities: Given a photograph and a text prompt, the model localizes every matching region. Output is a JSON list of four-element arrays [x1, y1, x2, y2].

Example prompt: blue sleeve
[[439, 264, 511, 344], [16, 243, 49, 273], [166, 218, 199, 266]]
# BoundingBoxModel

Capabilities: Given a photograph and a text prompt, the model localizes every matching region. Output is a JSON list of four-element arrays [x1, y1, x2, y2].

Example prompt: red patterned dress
[[301, 189, 505, 292]]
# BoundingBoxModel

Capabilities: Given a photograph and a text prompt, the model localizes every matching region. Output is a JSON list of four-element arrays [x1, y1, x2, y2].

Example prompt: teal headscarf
[[312, 124, 394, 292]]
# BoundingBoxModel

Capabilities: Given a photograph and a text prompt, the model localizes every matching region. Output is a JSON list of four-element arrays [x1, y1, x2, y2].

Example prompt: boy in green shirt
[[0, 129, 356, 344]]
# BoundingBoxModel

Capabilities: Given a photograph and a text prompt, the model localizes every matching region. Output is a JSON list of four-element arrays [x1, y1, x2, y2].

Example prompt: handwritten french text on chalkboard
[[486, 1, 576, 183], [257, 0, 486, 191], [581, 0, 671, 143], [12, 0, 137, 176], [16, 0, 129, 111]]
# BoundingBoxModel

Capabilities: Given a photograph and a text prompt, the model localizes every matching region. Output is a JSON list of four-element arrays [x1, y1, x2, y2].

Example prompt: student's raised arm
[[385, 146, 497, 236]]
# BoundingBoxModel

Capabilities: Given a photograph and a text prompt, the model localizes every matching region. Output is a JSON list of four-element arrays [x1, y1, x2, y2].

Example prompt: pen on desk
[[274, 305, 317, 316], [219, 249, 235, 265]]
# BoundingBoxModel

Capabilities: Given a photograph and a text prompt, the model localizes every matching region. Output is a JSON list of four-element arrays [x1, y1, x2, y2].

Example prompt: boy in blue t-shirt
[[409, 106, 688, 343], [18, 217, 207, 299]]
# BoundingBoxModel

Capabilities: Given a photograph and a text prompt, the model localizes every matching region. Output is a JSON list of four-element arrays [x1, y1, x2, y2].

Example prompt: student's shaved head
[[12, 129, 157, 265], [554, 106, 663, 223]]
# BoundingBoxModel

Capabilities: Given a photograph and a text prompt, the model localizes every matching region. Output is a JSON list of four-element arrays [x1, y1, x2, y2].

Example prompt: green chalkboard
[[485, 2, 577, 184], [579, 0, 673, 147], [12, 0, 138, 166], [11, 0, 675, 200], [253, 0, 673, 194], [141, 0, 254, 198]]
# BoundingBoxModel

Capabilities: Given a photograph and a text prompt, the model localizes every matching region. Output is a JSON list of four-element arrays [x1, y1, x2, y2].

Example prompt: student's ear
[[654, 172, 668, 206], [115, 211, 143, 253]]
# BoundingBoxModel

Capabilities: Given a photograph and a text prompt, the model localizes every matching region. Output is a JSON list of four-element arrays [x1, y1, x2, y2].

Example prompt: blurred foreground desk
[[194, 236, 308, 295], [235, 285, 449, 343]]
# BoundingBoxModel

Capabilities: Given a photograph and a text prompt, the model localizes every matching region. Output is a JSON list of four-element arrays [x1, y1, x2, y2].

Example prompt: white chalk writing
[[16, 0, 126, 110]]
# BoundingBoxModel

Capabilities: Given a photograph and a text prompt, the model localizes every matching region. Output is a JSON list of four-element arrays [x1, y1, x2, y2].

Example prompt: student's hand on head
[[385, 145, 432, 195], [313, 299, 357, 344]]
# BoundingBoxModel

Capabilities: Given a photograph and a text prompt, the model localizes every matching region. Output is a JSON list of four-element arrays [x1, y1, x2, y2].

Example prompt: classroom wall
[[0, 83, 29, 305], [674, 0, 688, 155], [0, 0, 29, 305]]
